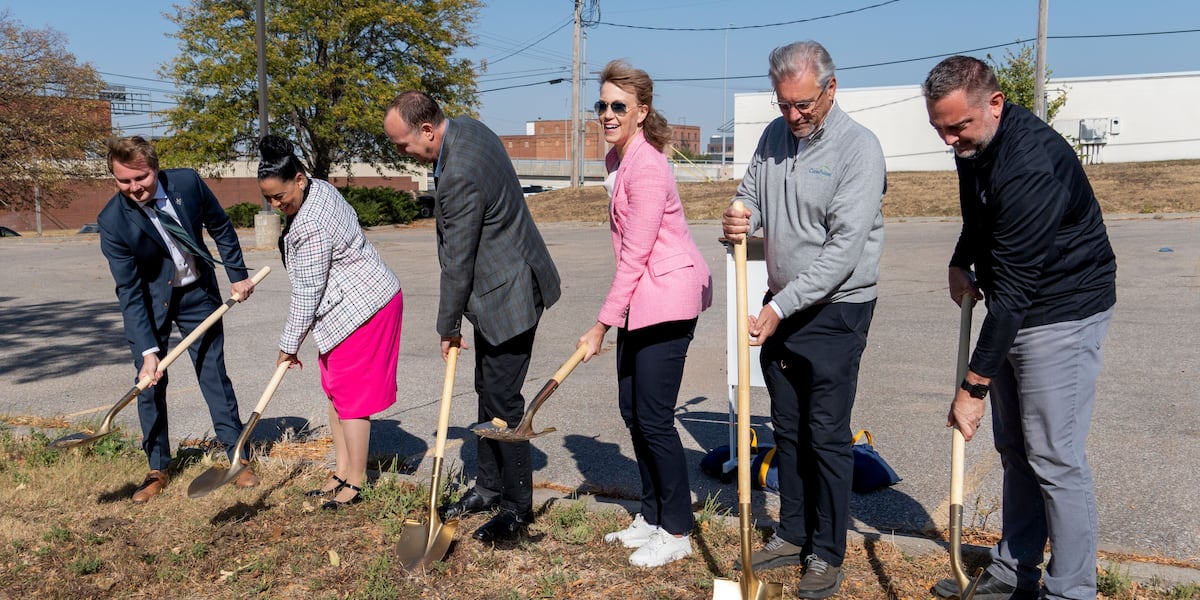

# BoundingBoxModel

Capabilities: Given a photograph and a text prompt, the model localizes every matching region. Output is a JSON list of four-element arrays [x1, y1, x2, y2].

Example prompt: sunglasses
[[594, 100, 634, 116]]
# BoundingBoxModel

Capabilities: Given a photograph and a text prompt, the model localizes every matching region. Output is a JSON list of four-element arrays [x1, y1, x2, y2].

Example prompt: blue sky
[[4, 0, 1198, 140]]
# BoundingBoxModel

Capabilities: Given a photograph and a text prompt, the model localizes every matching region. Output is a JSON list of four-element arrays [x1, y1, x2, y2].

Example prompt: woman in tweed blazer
[[258, 135, 403, 510], [579, 61, 713, 568]]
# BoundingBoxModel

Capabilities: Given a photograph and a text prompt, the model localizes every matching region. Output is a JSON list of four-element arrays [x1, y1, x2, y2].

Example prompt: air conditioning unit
[[1078, 118, 1109, 144]]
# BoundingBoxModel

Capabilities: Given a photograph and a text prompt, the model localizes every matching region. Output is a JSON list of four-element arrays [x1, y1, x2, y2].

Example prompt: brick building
[[0, 167, 419, 233], [500, 119, 702, 161]]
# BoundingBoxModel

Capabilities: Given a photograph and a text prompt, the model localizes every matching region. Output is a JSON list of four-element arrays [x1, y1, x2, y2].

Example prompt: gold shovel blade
[[49, 430, 108, 449], [711, 577, 784, 600], [396, 516, 458, 570], [186, 463, 243, 499]]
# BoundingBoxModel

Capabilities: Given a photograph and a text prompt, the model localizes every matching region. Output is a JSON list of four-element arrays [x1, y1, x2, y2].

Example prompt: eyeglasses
[[772, 83, 830, 114], [594, 100, 634, 116]]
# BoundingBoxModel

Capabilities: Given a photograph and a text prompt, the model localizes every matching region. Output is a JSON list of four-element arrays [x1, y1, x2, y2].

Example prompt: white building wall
[[732, 71, 1200, 177]]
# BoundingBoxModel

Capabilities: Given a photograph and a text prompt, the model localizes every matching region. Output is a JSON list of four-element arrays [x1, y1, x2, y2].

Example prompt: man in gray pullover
[[723, 40, 886, 599]]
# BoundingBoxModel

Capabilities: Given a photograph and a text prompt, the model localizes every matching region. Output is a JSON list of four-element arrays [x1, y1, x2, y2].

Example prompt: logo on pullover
[[808, 165, 833, 178]]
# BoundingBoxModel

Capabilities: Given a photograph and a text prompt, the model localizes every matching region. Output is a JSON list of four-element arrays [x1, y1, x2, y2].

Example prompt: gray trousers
[[986, 307, 1113, 600]]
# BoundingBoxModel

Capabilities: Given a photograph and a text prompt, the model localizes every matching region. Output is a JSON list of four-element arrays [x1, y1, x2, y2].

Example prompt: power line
[[650, 28, 1200, 83], [486, 18, 573, 66], [479, 78, 567, 94], [600, 0, 901, 31]]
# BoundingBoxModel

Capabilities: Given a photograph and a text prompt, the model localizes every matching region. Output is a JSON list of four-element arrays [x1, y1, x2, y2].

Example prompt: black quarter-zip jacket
[[950, 102, 1117, 378]]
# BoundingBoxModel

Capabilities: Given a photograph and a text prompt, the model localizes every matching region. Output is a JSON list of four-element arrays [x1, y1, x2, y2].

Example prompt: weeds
[[0, 427, 1194, 599], [1098, 561, 1135, 597], [542, 494, 592, 544], [69, 554, 103, 575], [695, 491, 730, 535]]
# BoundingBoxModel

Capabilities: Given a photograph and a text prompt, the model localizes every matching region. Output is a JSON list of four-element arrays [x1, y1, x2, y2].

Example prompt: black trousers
[[760, 300, 874, 567], [617, 318, 697, 536], [472, 323, 538, 515]]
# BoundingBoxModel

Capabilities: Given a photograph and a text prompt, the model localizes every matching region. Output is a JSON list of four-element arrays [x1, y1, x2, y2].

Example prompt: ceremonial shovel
[[712, 202, 783, 600], [50, 266, 271, 449], [396, 346, 460, 570], [949, 295, 982, 599], [470, 344, 589, 442], [187, 360, 291, 499]]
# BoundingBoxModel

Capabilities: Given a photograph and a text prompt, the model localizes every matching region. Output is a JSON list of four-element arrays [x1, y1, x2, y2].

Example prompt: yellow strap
[[853, 429, 874, 446], [757, 447, 776, 487]]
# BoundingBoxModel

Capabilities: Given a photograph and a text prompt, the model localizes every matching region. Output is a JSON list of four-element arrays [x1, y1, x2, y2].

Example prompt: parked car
[[416, 195, 435, 219], [0, 226, 21, 237], [521, 185, 546, 197], [78, 223, 100, 234]]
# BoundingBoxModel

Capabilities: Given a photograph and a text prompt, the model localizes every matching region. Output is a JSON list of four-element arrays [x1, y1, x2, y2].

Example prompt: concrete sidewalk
[[1, 215, 1197, 578]]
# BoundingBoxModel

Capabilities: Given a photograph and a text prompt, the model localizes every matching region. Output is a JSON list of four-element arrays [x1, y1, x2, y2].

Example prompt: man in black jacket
[[923, 56, 1116, 600]]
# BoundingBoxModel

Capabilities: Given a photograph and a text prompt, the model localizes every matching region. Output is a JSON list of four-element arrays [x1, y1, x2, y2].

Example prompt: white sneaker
[[628, 529, 693, 568], [604, 513, 658, 548]]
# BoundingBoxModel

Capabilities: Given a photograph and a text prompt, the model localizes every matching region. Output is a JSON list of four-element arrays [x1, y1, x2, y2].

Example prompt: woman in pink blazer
[[579, 60, 713, 568]]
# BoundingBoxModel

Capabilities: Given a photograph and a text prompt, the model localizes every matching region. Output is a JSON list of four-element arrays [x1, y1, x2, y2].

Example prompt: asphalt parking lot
[[1, 214, 1197, 564]]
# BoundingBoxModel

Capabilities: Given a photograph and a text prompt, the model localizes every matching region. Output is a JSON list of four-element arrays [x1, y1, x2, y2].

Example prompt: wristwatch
[[961, 379, 990, 399]]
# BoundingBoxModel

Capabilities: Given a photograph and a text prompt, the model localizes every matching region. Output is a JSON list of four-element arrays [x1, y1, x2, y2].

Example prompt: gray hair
[[922, 55, 1000, 101], [768, 41, 835, 89]]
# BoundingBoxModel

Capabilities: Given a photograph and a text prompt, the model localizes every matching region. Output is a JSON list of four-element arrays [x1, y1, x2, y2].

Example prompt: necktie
[[151, 202, 222, 266]]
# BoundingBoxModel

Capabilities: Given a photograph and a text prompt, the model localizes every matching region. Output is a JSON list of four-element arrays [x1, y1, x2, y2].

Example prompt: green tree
[[987, 44, 1067, 122], [159, 0, 480, 179], [0, 11, 109, 210]]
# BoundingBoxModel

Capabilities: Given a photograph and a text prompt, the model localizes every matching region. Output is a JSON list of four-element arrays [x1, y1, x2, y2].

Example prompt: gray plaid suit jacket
[[434, 117, 561, 345]]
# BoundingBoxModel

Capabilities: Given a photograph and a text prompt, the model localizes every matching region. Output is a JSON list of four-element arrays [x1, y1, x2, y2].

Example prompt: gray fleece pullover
[[734, 103, 886, 316]]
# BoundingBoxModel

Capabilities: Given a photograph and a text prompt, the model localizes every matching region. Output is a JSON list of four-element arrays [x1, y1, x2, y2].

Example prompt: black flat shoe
[[438, 488, 499, 521], [306, 475, 347, 497], [472, 508, 532, 543], [321, 483, 363, 510]]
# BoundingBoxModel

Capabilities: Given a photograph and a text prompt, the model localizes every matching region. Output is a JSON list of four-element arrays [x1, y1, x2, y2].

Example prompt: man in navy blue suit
[[98, 136, 259, 503]]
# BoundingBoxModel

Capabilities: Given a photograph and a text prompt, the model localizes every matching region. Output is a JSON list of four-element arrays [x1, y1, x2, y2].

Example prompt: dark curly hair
[[257, 135, 307, 181]]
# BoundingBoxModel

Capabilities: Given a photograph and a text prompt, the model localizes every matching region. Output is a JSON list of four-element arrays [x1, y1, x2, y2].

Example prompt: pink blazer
[[597, 132, 713, 331]]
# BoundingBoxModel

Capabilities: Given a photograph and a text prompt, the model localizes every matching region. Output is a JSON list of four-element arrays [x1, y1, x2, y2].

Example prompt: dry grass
[[526, 159, 1200, 222], [2, 426, 1196, 599]]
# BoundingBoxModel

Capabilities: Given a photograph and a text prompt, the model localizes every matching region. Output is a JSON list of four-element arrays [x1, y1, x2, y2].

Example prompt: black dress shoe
[[438, 488, 499, 521], [321, 483, 363, 510], [933, 570, 1039, 600], [472, 508, 532, 543], [306, 475, 347, 497]]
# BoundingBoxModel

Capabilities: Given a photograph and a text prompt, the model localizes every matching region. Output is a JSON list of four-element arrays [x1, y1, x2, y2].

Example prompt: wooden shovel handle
[[552, 344, 590, 384], [950, 295, 975, 506], [732, 201, 753, 507], [432, 346, 459, 459], [250, 361, 291, 417], [155, 266, 272, 375]]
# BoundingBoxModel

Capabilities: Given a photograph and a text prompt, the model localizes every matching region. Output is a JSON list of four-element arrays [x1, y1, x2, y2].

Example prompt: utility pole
[[1034, 0, 1048, 121], [721, 27, 729, 166], [569, 0, 582, 188], [253, 0, 279, 250]]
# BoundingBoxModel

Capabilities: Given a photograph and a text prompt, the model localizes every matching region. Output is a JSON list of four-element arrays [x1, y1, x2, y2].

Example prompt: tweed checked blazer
[[98, 168, 250, 354], [279, 179, 401, 355], [434, 117, 561, 345]]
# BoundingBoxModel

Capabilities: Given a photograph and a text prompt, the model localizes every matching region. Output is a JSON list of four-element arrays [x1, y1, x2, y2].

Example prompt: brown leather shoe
[[132, 470, 169, 503], [234, 460, 259, 489]]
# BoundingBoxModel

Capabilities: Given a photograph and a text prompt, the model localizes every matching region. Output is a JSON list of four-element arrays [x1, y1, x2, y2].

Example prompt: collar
[[433, 120, 449, 180]]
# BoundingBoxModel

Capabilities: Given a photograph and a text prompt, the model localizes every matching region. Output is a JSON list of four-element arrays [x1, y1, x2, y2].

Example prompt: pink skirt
[[319, 291, 403, 419]]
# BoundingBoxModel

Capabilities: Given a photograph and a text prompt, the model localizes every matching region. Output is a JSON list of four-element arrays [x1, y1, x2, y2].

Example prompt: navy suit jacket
[[98, 168, 249, 354], [434, 117, 561, 345]]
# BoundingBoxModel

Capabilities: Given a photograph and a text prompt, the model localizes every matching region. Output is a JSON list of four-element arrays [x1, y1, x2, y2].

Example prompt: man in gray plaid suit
[[385, 91, 561, 543]]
